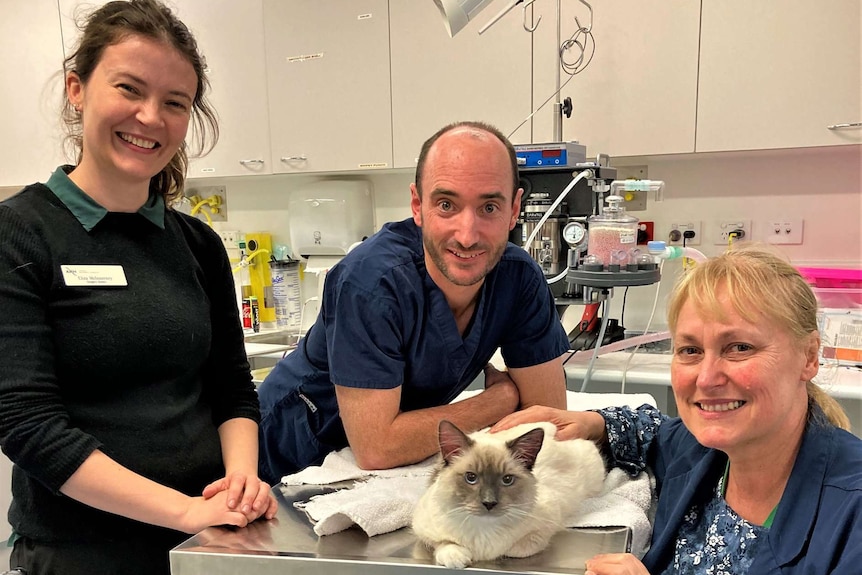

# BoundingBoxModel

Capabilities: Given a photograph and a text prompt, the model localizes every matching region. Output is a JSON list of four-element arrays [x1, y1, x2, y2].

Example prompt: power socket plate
[[218, 230, 240, 251], [765, 218, 804, 244], [713, 219, 752, 246], [667, 220, 701, 246]]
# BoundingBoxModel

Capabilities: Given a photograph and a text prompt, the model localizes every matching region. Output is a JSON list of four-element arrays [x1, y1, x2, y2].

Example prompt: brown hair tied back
[[61, 0, 219, 204]]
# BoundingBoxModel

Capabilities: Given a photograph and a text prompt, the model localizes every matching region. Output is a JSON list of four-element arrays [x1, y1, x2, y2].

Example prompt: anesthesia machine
[[511, 141, 665, 351]]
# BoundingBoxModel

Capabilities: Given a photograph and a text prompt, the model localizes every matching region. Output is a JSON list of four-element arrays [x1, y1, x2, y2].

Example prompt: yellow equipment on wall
[[245, 232, 276, 326]]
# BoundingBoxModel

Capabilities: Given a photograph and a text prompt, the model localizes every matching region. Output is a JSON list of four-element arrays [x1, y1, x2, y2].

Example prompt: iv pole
[[552, 0, 563, 142], [481, 0, 591, 141]]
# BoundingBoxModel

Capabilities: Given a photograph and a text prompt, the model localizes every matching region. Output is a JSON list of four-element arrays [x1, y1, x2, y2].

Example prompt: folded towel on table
[[282, 446, 435, 486], [568, 468, 655, 558], [295, 475, 430, 537], [283, 447, 436, 537]]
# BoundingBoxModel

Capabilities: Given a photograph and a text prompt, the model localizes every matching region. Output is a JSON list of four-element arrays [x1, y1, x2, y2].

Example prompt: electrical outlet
[[667, 221, 701, 246], [218, 230, 240, 250], [713, 219, 752, 245], [637, 221, 654, 245], [766, 218, 804, 245]]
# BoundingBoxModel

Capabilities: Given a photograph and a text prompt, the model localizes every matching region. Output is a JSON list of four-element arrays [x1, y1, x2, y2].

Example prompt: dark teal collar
[[46, 166, 165, 231]]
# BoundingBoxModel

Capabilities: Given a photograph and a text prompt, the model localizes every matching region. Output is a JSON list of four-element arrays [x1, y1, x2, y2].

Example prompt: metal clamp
[[280, 155, 308, 162], [239, 159, 265, 165], [827, 122, 862, 130]]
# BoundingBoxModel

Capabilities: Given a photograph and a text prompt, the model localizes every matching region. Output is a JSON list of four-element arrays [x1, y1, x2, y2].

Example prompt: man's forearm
[[348, 381, 519, 470], [509, 353, 568, 410]]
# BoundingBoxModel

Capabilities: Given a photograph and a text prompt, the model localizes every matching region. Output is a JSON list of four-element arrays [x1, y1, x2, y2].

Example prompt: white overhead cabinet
[[263, 0, 393, 173], [531, 0, 701, 157], [174, 0, 272, 178], [697, 0, 862, 151], [0, 0, 67, 188], [58, 0, 273, 179], [388, 0, 533, 169]]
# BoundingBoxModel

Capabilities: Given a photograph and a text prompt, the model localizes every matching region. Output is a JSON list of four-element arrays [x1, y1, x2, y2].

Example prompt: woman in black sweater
[[0, 1, 276, 573]]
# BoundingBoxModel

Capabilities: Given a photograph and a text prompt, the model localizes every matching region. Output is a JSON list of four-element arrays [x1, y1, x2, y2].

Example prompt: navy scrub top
[[258, 218, 569, 477]]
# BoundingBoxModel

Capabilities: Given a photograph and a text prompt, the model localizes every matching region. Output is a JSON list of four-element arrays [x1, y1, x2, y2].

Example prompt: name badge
[[61, 265, 128, 287]]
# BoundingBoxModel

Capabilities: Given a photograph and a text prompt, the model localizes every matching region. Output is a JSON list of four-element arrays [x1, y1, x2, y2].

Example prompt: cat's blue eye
[[464, 472, 478, 485], [501, 474, 515, 486]]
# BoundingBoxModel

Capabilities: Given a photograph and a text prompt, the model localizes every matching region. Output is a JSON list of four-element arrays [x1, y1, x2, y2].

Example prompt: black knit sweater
[[0, 181, 259, 546]]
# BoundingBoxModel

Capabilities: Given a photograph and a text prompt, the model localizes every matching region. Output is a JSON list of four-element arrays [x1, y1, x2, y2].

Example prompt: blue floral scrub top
[[662, 474, 767, 574], [600, 406, 770, 574]]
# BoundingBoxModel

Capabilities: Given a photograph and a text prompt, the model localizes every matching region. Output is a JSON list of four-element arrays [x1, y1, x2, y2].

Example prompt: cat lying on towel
[[412, 420, 606, 569]]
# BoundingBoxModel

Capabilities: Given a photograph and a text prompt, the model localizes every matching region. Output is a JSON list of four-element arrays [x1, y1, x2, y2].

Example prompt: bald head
[[414, 121, 520, 203]]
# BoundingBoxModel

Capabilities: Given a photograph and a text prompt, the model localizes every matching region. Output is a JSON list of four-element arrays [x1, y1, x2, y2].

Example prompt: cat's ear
[[438, 420, 472, 465], [507, 428, 545, 471]]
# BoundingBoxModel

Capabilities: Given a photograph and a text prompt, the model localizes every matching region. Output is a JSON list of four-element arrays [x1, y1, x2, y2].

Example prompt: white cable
[[523, 169, 592, 254], [620, 259, 665, 393], [297, 296, 318, 344], [579, 298, 609, 393], [546, 266, 569, 284]]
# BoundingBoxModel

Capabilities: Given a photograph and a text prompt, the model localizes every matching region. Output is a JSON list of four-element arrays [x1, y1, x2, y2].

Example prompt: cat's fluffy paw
[[435, 543, 473, 569], [506, 531, 551, 558]]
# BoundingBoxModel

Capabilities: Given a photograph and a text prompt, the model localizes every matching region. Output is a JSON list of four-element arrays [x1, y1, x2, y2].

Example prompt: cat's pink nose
[[483, 501, 497, 511]]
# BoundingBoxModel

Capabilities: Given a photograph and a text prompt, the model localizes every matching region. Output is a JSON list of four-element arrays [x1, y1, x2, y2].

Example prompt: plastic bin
[[798, 267, 862, 366]]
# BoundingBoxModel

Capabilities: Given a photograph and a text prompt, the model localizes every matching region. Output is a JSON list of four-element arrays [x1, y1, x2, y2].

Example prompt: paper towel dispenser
[[289, 180, 375, 258]]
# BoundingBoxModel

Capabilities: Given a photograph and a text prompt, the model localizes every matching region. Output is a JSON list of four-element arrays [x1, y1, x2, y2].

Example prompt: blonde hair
[[667, 244, 850, 431]]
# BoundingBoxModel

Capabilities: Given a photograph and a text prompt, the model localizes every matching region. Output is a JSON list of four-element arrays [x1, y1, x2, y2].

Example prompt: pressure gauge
[[562, 220, 587, 248]]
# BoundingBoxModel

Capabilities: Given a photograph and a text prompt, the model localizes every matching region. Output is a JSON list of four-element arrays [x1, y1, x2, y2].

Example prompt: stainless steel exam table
[[171, 483, 632, 575]]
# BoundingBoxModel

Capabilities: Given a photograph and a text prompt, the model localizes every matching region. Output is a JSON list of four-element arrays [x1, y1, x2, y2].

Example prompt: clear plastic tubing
[[647, 240, 708, 263], [567, 329, 671, 362], [610, 179, 666, 201]]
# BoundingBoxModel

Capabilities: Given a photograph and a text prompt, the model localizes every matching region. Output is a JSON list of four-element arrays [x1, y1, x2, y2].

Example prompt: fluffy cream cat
[[412, 420, 606, 569]]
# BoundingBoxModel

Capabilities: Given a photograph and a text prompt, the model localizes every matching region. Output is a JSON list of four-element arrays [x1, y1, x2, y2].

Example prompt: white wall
[[198, 144, 861, 332]]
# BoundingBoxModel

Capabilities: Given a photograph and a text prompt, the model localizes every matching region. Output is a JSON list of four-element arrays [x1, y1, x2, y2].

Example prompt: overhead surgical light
[[433, 0, 506, 37]]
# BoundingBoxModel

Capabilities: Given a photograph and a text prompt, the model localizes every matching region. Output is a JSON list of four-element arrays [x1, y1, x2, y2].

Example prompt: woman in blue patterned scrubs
[[492, 245, 862, 574]]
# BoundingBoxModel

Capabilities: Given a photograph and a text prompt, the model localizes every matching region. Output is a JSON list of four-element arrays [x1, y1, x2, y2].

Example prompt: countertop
[[244, 342, 293, 358], [560, 351, 862, 400]]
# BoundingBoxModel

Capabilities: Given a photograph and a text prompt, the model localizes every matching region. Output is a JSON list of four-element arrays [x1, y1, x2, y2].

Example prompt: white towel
[[283, 447, 436, 537], [295, 475, 430, 537], [568, 468, 655, 558], [285, 391, 657, 539], [281, 447, 436, 486]]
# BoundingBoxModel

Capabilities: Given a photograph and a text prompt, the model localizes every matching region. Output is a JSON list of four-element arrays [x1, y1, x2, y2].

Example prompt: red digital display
[[541, 149, 563, 157]]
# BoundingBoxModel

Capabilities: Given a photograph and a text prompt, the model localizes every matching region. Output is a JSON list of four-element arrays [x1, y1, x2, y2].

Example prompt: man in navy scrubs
[[257, 121, 570, 482]]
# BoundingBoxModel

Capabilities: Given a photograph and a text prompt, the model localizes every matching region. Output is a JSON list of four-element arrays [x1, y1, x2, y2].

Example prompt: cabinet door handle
[[239, 159, 265, 165], [280, 155, 308, 162], [827, 122, 862, 130]]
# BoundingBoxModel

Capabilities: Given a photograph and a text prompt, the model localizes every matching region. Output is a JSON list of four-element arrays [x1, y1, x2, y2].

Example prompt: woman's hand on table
[[202, 471, 278, 522], [180, 490, 250, 533]]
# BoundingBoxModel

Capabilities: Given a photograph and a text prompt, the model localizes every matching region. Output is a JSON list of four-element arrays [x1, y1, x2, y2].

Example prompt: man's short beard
[[422, 234, 504, 287]]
